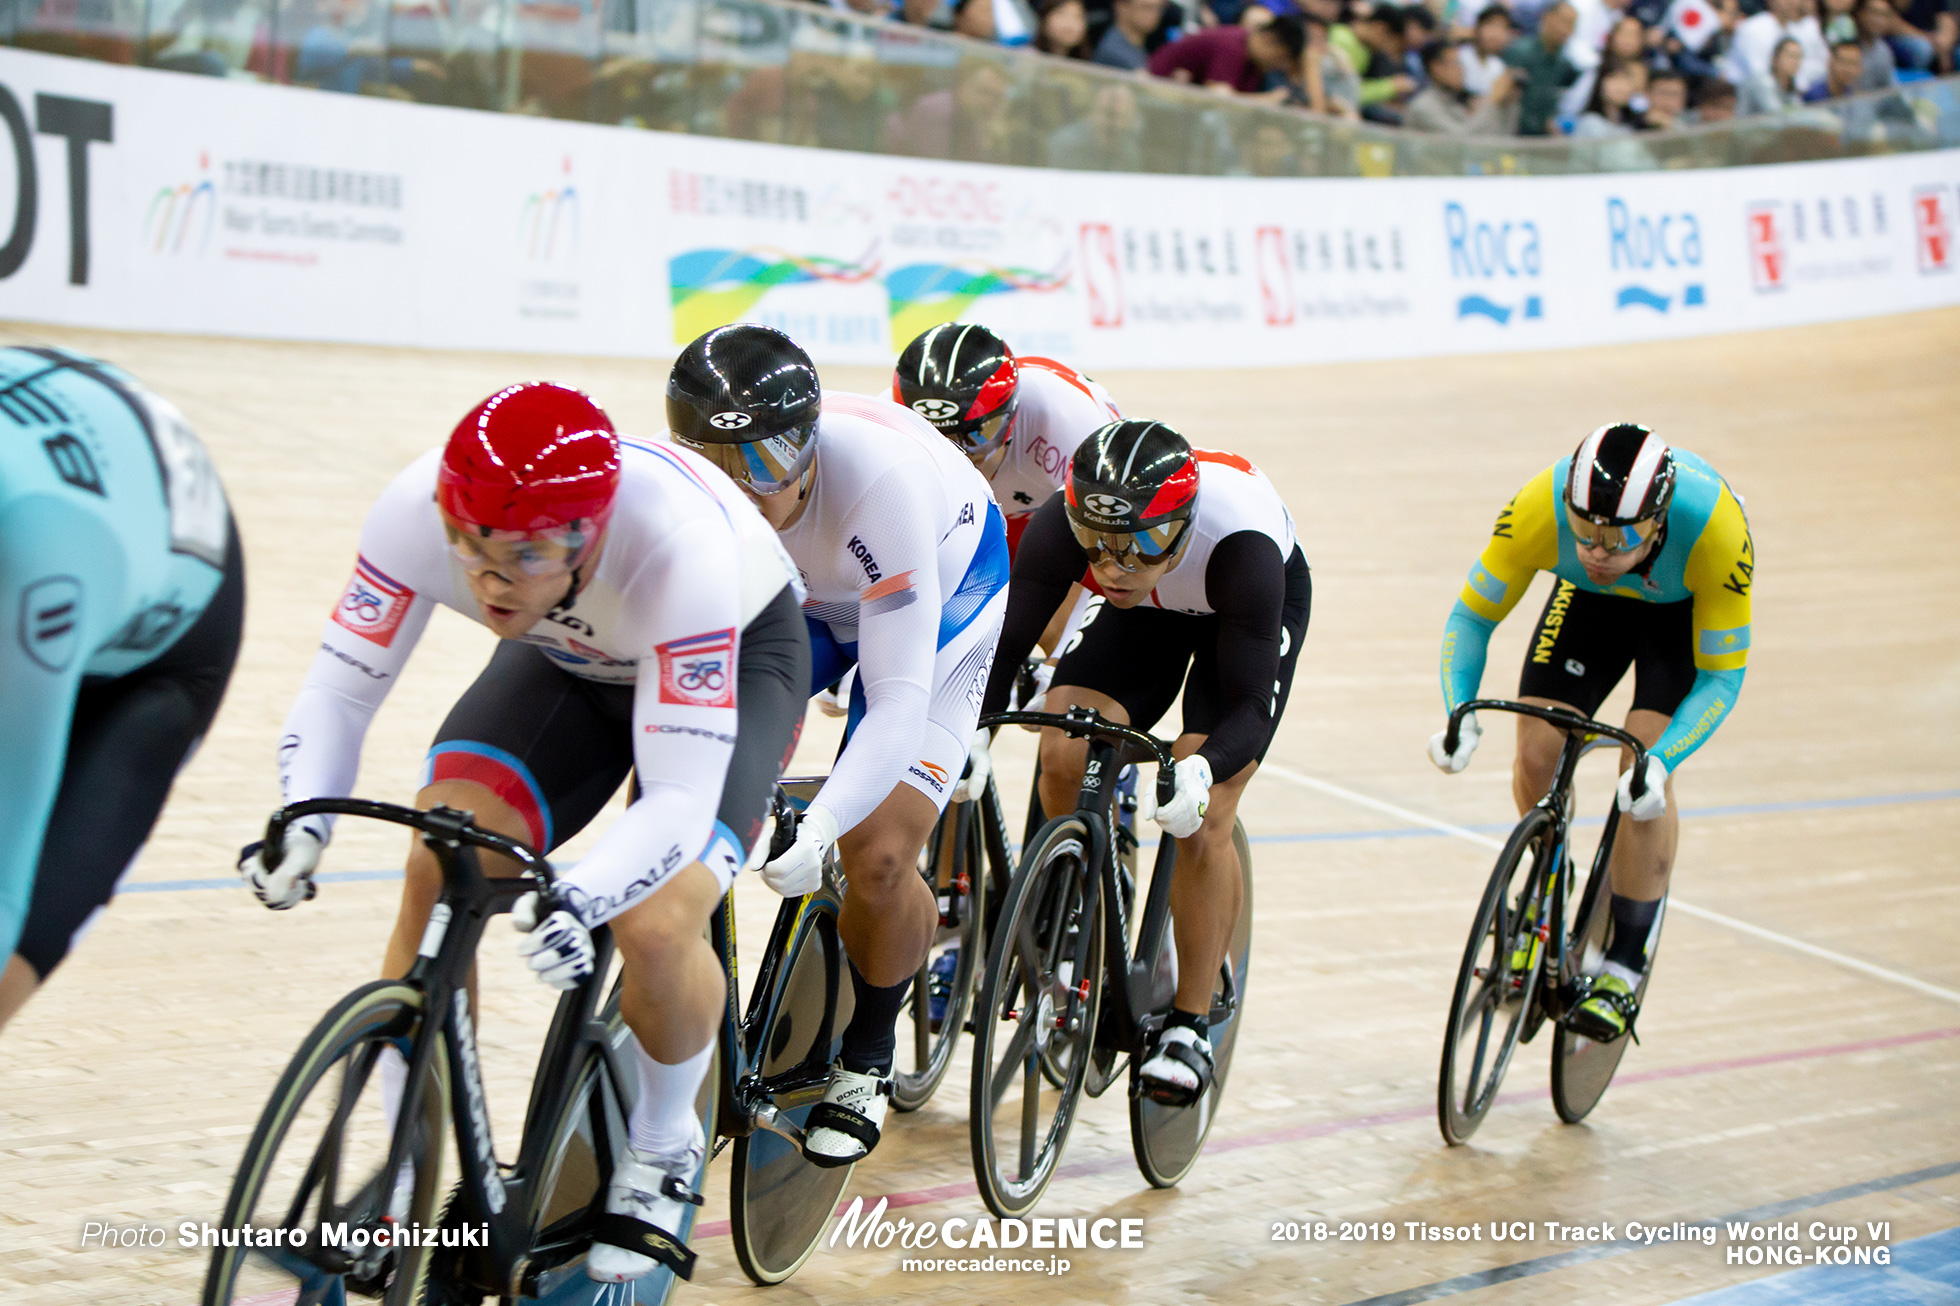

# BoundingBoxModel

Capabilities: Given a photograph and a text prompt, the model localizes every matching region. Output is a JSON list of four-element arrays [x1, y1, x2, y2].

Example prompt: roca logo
[[1606, 197, 1706, 315], [912, 398, 961, 423], [708, 412, 753, 431], [1083, 493, 1131, 517], [1443, 201, 1543, 326]]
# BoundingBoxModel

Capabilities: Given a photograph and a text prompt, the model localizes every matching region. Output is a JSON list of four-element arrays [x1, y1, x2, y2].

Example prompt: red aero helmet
[[437, 383, 620, 538]]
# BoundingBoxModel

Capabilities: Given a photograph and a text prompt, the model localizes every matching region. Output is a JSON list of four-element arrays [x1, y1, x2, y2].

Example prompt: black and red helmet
[[893, 323, 1019, 460], [1064, 420, 1199, 566]]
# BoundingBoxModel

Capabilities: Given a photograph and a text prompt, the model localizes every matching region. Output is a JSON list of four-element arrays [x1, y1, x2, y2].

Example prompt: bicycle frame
[[1443, 699, 1651, 1026], [711, 777, 845, 1152], [980, 708, 1183, 1054], [263, 798, 639, 1297]]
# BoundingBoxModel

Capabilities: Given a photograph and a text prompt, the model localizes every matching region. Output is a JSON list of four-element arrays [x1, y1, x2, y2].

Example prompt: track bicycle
[[204, 787, 854, 1305], [967, 707, 1254, 1218], [1436, 699, 1668, 1146]]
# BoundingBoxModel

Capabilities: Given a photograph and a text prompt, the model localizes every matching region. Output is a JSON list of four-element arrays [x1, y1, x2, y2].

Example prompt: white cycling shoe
[[801, 1064, 893, 1168], [587, 1121, 706, 1283], [1137, 1025, 1214, 1109]]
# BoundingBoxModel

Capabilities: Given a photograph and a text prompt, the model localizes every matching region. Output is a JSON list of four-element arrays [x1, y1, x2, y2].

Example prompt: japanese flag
[[1669, 0, 1721, 52]]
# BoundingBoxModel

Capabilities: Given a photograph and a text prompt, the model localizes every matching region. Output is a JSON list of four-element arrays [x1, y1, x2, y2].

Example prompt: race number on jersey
[[332, 556, 415, 647], [656, 628, 737, 708]]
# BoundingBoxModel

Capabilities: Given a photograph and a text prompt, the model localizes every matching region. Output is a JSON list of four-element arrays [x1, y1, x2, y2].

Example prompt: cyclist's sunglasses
[[678, 424, 817, 495], [1070, 518, 1191, 571], [444, 523, 585, 578], [1566, 509, 1659, 555], [949, 408, 1015, 459]]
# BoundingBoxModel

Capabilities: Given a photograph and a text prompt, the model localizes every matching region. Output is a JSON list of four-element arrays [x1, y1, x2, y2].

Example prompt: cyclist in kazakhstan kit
[[1430, 423, 1753, 1042], [666, 325, 1009, 1169], [0, 347, 242, 1034], [980, 420, 1312, 1108], [242, 383, 807, 1284]]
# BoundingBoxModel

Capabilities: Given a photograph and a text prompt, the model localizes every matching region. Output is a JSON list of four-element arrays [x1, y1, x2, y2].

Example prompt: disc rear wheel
[[1550, 840, 1662, 1124], [729, 904, 854, 1285], [1129, 820, 1254, 1189], [894, 801, 986, 1112]]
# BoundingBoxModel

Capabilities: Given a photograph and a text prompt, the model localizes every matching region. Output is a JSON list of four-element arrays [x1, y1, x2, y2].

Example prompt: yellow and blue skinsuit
[[1440, 448, 1753, 770]]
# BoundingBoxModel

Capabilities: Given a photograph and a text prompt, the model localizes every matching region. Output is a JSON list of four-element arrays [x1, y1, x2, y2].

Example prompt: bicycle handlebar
[[1446, 699, 1651, 801], [980, 706, 1180, 806], [265, 798, 555, 885]]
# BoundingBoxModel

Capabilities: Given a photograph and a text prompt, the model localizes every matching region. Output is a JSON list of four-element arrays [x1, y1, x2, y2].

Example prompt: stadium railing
[[4, 0, 1957, 176]]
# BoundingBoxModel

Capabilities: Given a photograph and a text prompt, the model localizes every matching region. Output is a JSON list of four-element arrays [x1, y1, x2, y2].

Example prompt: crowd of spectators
[[859, 0, 1957, 132], [14, 0, 1951, 139]]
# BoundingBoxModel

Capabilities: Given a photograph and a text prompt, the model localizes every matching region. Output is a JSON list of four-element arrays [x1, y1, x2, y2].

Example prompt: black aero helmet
[[1565, 422, 1676, 527], [667, 324, 822, 493], [892, 323, 1020, 460], [1065, 420, 1200, 567]]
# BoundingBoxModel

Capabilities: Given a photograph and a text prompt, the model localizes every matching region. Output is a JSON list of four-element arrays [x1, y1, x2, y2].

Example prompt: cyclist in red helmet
[[243, 382, 808, 1284]]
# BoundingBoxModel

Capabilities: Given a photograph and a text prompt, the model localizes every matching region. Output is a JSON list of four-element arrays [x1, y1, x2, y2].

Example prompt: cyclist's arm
[[554, 520, 747, 926], [813, 470, 945, 835], [1655, 487, 1753, 769], [1198, 532, 1291, 779], [0, 498, 121, 956], [980, 492, 1086, 716], [1441, 467, 1560, 714], [276, 485, 441, 844]]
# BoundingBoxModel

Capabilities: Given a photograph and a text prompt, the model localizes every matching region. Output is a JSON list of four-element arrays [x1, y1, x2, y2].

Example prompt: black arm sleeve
[[980, 492, 1088, 718], [1197, 531, 1289, 780]]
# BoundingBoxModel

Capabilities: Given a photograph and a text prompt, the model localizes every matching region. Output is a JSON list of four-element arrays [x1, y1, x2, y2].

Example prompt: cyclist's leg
[[0, 526, 242, 1032], [1512, 581, 1632, 813], [608, 583, 807, 1090], [1164, 741, 1253, 1017], [383, 640, 637, 984], [1163, 560, 1308, 1024], [1037, 598, 1192, 821], [1593, 597, 1694, 988]]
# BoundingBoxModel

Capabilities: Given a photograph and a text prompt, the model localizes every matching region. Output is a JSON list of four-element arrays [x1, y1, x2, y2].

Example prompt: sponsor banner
[[3, 47, 1958, 367]]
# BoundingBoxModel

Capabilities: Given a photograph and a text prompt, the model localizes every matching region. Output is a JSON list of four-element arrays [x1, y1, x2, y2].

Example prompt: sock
[[379, 1042, 408, 1134], [1605, 894, 1660, 973], [628, 1038, 713, 1160], [1163, 1007, 1209, 1039], [839, 960, 912, 1075]]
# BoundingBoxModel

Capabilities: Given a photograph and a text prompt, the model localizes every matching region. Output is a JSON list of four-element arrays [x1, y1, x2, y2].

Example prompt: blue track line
[[116, 787, 1960, 897], [1672, 1225, 1960, 1305]]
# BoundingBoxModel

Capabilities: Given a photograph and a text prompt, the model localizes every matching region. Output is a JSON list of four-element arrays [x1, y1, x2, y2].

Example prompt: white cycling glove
[[1427, 713, 1482, 775], [761, 803, 838, 897], [513, 891, 596, 990], [1154, 754, 1213, 840], [1616, 755, 1669, 821], [238, 827, 325, 910], [956, 728, 994, 802]]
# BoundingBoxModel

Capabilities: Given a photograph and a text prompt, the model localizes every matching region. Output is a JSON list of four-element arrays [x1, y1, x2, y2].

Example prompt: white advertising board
[[3, 46, 1957, 367]]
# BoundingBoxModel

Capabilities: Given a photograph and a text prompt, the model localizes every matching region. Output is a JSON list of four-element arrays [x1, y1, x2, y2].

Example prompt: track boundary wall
[[4, 47, 1958, 366]]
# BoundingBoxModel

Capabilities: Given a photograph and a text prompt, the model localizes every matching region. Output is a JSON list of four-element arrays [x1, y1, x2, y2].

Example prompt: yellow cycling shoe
[[1568, 969, 1641, 1043]]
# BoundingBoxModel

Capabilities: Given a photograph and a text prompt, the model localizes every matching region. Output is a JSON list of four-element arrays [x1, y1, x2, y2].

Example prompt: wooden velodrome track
[[1, 310, 1956, 1306]]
